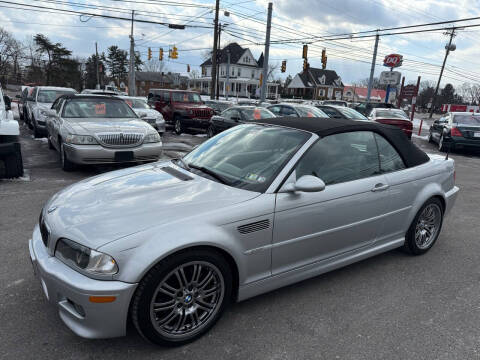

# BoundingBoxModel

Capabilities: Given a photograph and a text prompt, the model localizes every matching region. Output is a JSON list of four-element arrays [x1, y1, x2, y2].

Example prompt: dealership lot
[[1, 121, 480, 359]]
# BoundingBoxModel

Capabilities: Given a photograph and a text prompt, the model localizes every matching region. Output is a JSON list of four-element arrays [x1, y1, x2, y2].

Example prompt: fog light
[[67, 298, 85, 317]]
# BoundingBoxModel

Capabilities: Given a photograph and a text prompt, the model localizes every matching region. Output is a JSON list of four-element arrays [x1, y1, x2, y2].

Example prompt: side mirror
[[282, 175, 326, 193], [3, 95, 11, 111], [42, 109, 57, 117], [231, 116, 241, 122], [138, 112, 148, 118]]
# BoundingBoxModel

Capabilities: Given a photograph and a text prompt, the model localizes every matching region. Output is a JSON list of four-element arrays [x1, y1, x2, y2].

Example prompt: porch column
[[275, 84, 278, 99]]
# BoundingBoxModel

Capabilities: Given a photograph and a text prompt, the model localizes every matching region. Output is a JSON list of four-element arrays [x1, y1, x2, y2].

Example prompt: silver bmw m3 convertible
[[29, 117, 459, 346]]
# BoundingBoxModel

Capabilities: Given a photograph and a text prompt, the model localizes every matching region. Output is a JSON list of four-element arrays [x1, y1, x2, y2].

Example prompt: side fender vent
[[237, 219, 270, 234]]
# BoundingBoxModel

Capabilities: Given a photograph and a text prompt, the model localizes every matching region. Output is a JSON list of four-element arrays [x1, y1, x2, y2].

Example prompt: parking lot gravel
[[1, 117, 479, 360]]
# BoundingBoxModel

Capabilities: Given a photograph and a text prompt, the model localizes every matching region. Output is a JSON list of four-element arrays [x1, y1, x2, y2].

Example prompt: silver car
[[25, 86, 77, 138], [120, 96, 166, 134], [45, 94, 162, 171], [30, 117, 458, 345]]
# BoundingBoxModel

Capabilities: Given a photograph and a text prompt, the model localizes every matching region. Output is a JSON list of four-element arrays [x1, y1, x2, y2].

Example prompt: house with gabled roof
[[287, 67, 344, 100], [193, 42, 279, 99]]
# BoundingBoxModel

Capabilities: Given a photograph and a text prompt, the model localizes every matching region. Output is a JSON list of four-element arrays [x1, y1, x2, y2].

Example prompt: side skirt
[[237, 237, 405, 302]]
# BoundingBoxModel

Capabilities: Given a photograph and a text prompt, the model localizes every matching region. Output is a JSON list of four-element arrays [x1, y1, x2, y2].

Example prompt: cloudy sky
[[2, 0, 480, 87]]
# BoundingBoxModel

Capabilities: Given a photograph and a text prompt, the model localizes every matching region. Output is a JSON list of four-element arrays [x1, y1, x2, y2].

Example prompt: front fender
[[407, 181, 445, 227]]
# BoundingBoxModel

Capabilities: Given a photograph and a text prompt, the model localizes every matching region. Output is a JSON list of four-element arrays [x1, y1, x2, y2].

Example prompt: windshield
[[171, 92, 202, 103], [240, 108, 276, 120], [453, 114, 480, 125], [183, 124, 310, 192], [125, 98, 149, 109], [338, 107, 368, 120], [375, 109, 408, 119], [296, 106, 327, 117], [62, 98, 138, 119], [205, 101, 232, 112], [37, 90, 75, 103]]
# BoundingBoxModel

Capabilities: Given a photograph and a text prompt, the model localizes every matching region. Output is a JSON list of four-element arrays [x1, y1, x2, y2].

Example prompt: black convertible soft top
[[257, 117, 430, 168]]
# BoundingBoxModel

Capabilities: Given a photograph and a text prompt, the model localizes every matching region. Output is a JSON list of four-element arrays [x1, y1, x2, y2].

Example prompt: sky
[[2, 0, 480, 88]]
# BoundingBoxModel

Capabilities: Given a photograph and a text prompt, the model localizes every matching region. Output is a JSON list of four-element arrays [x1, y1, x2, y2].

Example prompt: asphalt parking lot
[[1, 117, 480, 360]]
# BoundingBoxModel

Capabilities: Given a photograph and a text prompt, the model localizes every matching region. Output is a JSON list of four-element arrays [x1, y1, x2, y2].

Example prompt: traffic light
[[187, 64, 190, 72], [281, 60, 286, 73], [170, 45, 178, 59], [302, 44, 308, 59], [159, 48, 163, 61], [148, 47, 152, 60], [259, 73, 263, 87], [303, 59, 309, 71], [321, 49, 327, 69]]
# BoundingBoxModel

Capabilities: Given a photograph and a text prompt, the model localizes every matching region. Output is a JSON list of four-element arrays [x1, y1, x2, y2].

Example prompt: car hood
[[45, 162, 259, 249], [134, 108, 161, 119], [67, 118, 153, 135]]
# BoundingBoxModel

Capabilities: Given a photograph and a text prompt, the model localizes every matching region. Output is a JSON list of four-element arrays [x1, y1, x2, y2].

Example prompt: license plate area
[[474, 132, 480, 138], [115, 151, 134, 162]]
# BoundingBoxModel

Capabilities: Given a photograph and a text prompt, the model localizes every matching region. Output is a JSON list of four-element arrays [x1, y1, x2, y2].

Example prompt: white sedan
[[121, 96, 166, 134]]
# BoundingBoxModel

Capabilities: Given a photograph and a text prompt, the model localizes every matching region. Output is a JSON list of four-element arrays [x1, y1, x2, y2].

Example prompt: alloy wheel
[[414, 203, 442, 249], [150, 261, 225, 340], [175, 119, 182, 134]]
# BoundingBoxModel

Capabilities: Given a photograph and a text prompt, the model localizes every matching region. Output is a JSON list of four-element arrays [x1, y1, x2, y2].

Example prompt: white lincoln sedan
[[45, 94, 162, 171]]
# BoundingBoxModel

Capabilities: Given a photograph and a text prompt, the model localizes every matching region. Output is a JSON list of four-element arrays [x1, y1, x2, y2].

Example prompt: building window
[[251, 70, 255, 79], [238, 68, 241, 77], [221, 67, 225, 76], [318, 89, 325, 97]]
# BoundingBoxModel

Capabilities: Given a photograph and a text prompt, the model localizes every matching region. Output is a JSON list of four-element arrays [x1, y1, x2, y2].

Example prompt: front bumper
[[182, 117, 211, 130], [143, 118, 166, 133], [444, 185, 459, 216], [64, 142, 162, 165], [29, 225, 137, 339]]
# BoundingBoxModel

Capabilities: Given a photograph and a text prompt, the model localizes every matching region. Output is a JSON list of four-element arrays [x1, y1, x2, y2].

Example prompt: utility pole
[[216, 23, 223, 100], [95, 42, 100, 89], [128, 10, 136, 96], [226, 49, 230, 100], [210, 0, 220, 99], [260, 2, 273, 102], [366, 33, 379, 103], [429, 28, 456, 118]]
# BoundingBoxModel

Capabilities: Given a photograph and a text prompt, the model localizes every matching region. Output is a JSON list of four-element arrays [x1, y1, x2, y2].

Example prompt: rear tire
[[428, 130, 434, 143], [438, 135, 447, 152], [48, 136, 54, 150], [174, 116, 184, 135], [131, 249, 232, 346], [403, 197, 444, 255]]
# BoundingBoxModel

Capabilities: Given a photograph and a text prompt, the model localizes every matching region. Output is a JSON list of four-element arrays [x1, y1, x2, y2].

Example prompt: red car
[[147, 89, 214, 134], [369, 108, 413, 139]]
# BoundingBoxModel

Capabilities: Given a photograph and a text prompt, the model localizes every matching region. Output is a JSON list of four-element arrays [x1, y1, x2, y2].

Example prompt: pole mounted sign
[[379, 71, 401, 85], [383, 54, 403, 68]]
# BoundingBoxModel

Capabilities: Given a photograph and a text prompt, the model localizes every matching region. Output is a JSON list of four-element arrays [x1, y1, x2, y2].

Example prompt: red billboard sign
[[383, 54, 403, 68], [401, 84, 417, 98]]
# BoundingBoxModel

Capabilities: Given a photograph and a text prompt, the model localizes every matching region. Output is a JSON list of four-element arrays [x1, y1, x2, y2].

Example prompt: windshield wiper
[[188, 164, 230, 185], [172, 158, 190, 170]]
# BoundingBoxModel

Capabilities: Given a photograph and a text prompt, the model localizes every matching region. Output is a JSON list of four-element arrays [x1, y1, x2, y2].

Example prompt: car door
[[272, 131, 390, 275]]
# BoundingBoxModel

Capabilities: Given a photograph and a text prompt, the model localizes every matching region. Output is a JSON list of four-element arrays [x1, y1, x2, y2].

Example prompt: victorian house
[[287, 68, 344, 100], [193, 43, 279, 99]]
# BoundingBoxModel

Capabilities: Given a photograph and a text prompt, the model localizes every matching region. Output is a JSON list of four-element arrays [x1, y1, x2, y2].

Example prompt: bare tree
[[267, 62, 279, 81], [142, 59, 167, 73], [0, 27, 23, 81], [459, 82, 480, 105]]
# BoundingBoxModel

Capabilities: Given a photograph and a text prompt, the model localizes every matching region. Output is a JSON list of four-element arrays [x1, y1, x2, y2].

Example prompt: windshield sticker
[[246, 173, 258, 181], [257, 176, 266, 183], [184, 94, 189, 102], [125, 100, 133, 107], [306, 112, 314, 117], [253, 109, 262, 120], [95, 103, 106, 115]]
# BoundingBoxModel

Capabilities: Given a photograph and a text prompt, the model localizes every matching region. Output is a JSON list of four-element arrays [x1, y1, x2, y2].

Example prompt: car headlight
[[65, 134, 99, 145], [144, 132, 161, 143], [155, 116, 165, 124], [55, 238, 118, 275]]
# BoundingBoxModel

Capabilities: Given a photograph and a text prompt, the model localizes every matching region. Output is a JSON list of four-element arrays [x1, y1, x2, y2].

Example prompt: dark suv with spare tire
[[148, 89, 214, 134]]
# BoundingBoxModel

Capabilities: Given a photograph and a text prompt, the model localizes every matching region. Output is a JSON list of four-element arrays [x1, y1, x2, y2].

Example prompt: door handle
[[371, 183, 389, 192]]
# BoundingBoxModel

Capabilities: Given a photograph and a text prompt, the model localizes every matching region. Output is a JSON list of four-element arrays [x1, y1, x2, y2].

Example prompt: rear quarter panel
[[380, 155, 455, 242]]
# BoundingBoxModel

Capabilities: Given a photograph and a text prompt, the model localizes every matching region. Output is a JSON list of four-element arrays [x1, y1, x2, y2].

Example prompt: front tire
[[60, 142, 75, 171], [131, 249, 232, 346], [403, 198, 444, 255], [174, 116, 184, 135], [207, 125, 215, 138], [32, 117, 41, 138], [438, 134, 447, 152], [428, 130, 434, 143]]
